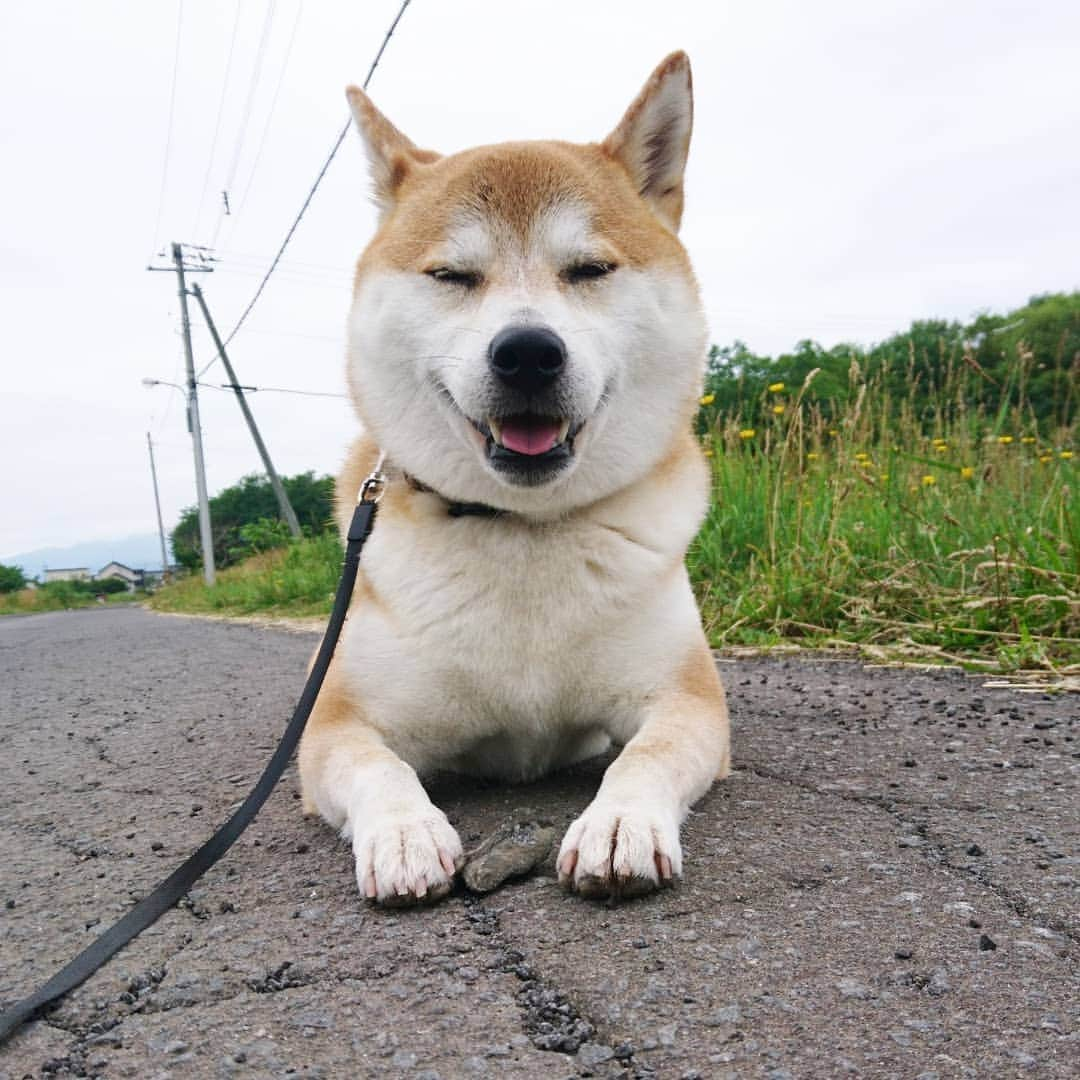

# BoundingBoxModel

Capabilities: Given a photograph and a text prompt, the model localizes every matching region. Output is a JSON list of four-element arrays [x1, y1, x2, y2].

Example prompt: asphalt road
[[0, 607, 1076, 1079]]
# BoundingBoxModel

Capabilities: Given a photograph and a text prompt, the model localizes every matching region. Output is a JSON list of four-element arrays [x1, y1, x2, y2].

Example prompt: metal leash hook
[[359, 450, 388, 504]]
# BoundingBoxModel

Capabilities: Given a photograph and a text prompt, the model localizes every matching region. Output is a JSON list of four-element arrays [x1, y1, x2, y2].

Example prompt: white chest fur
[[336, 480, 705, 780]]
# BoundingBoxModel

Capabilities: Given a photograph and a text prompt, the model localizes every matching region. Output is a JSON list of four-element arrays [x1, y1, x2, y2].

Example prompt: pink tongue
[[499, 417, 561, 456]]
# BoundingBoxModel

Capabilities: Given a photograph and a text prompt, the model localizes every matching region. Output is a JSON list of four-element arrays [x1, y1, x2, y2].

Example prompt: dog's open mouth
[[469, 413, 581, 481]]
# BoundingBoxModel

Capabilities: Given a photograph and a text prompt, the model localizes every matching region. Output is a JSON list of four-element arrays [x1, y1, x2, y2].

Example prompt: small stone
[[151, 842, 164, 851], [966, 843, 984, 856], [979, 934, 998, 951], [462, 821, 557, 893], [163, 1039, 189, 1055], [894, 947, 913, 960], [837, 978, 874, 1000], [1008, 1050, 1037, 1067], [578, 1043, 615, 1067]]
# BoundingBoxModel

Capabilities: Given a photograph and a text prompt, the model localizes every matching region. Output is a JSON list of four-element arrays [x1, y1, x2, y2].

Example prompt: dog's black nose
[[488, 325, 567, 392]]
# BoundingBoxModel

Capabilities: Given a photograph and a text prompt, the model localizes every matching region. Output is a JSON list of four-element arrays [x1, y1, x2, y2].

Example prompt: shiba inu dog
[[298, 51, 730, 904]]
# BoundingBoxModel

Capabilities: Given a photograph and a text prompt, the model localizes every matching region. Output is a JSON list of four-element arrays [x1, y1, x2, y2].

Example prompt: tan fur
[[300, 52, 730, 904]]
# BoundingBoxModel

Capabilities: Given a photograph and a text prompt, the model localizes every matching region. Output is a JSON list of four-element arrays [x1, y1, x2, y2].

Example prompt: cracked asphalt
[[0, 606, 1076, 1079]]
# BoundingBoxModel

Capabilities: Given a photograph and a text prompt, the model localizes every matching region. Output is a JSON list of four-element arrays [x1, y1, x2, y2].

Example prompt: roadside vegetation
[[0, 576, 137, 615], [146, 293, 1078, 675], [148, 531, 343, 619]]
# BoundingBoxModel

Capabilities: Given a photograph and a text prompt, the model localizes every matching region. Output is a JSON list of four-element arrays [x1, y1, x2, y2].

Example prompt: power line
[[199, 380, 349, 399], [149, 0, 186, 254], [232, 0, 305, 222], [197, 0, 413, 378], [208, 0, 279, 250], [190, 0, 243, 242]]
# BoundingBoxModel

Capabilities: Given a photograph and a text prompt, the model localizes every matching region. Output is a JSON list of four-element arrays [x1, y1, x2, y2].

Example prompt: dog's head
[[345, 52, 707, 515]]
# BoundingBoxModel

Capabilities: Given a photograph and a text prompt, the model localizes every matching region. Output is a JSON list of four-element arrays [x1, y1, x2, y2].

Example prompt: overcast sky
[[2, 0, 1078, 559]]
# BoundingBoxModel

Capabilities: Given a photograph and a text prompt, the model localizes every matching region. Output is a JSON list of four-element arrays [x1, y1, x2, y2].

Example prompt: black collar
[[404, 473, 503, 519]]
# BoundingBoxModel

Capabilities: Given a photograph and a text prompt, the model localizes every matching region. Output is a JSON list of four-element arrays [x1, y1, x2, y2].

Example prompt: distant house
[[43, 567, 91, 583], [95, 562, 144, 591]]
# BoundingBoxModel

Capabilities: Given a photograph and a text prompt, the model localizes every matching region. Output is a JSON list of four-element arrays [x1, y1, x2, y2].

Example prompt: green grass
[[148, 349, 1077, 675], [0, 586, 139, 616], [148, 531, 345, 619], [691, 361, 1077, 673]]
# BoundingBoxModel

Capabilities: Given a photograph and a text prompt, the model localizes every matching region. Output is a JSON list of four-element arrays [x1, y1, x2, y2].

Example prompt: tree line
[[703, 291, 1079, 429]]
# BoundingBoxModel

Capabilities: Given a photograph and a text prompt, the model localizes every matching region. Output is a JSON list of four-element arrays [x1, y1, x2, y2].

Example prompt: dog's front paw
[[556, 799, 682, 900], [353, 809, 463, 907]]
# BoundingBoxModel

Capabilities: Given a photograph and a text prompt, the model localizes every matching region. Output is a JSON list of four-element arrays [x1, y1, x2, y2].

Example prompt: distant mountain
[[2, 534, 172, 580]]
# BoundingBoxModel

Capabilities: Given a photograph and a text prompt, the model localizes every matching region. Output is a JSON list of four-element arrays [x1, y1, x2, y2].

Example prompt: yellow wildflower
[[828, 429, 838, 437], [699, 393, 715, 406], [879, 473, 889, 482], [997, 435, 1014, 445], [1021, 436, 1036, 444], [739, 428, 755, 440], [854, 451, 870, 461], [1039, 454, 1052, 464], [932, 438, 947, 446], [772, 404, 785, 416], [921, 474, 936, 486], [960, 466, 974, 479], [703, 447, 714, 457], [934, 443, 949, 452], [1062, 450, 1074, 460], [768, 382, 785, 393], [806, 452, 819, 461]]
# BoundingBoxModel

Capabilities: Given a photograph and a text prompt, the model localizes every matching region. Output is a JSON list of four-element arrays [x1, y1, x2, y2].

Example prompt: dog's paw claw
[[558, 801, 681, 900], [353, 811, 463, 906]]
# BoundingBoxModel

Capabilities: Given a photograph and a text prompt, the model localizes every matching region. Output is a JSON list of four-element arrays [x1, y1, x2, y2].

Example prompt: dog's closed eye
[[562, 261, 617, 284], [425, 267, 483, 288]]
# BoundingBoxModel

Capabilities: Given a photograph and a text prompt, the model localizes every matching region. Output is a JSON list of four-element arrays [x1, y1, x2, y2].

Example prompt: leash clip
[[359, 451, 388, 504]]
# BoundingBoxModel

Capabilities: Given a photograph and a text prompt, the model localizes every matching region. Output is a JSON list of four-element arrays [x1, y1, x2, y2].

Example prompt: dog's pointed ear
[[346, 86, 440, 217], [602, 52, 693, 232]]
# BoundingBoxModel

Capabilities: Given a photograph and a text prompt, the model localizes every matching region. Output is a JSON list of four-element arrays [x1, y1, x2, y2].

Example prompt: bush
[[0, 564, 26, 593], [171, 472, 335, 572], [93, 577, 131, 594]]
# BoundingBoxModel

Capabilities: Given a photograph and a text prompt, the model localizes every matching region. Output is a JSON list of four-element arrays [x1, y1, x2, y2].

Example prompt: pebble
[[462, 820, 557, 893], [578, 1042, 615, 1067], [837, 977, 874, 1000], [978, 934, 998, 951]]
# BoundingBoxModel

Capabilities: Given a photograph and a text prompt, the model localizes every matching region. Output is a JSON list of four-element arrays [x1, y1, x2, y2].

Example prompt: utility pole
[[173, 243, 216, 586], [148, 243, 216, 586], [189, 283, 302, 539], [146, 432, 171, 584]]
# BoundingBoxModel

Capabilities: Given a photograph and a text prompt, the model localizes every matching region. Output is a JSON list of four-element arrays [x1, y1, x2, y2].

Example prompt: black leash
[[0, 494, 380, 1045]]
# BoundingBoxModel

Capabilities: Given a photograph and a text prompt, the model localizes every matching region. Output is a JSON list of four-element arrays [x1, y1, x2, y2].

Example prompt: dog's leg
[[299, 673, 463, 905], [557, 641, 729, 898]]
